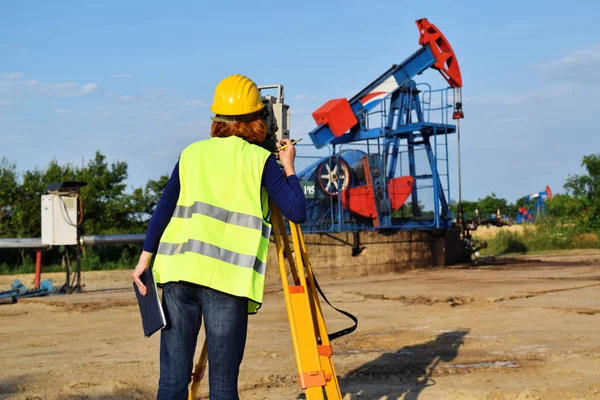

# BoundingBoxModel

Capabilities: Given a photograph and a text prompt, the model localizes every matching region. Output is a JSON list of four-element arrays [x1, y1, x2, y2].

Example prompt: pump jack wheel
[[317, 156, 350, 196]]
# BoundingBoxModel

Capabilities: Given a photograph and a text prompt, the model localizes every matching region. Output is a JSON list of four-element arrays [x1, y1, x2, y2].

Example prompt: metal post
[[75, 243, 82, 293], [60, 247, 71, 295], [75, 226, 82, 293], [433, 127, 439, 228], [457, 118, 462, 207], [407, 131, 420, 217], [35, 251, 42, 290]]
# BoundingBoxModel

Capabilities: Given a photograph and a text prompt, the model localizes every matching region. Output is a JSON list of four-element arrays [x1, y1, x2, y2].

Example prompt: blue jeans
[[157, 282, 248, 400]]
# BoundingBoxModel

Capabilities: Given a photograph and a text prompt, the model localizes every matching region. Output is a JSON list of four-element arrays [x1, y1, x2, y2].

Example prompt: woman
[[131, 74, 306, 400]]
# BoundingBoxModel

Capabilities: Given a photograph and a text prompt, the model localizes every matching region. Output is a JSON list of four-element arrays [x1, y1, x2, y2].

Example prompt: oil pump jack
[[296, 18, 491, 257]]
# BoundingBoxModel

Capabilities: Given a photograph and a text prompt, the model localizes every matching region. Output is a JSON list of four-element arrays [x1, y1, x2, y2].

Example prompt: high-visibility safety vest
[[152, 136, 272, 314]]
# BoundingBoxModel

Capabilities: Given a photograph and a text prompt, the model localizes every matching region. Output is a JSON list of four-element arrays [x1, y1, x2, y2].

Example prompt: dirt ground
[[1, 250, 600, 400]]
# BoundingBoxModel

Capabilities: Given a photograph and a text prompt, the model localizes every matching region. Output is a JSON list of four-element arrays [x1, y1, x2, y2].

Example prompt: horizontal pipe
[[0, 238, 46, 249], [0, 234, 146, 249], [81, 234, 146, 246]]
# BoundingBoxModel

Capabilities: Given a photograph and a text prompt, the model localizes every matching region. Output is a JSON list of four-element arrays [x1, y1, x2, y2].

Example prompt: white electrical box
[[41, 194, 78, 245]]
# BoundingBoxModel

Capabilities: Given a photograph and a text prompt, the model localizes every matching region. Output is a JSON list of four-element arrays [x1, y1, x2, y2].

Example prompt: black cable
[[312, 275, 358, 341]]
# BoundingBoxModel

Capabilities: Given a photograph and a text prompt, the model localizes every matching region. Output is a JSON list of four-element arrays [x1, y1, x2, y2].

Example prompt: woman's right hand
[[277, 139, 296, 176]]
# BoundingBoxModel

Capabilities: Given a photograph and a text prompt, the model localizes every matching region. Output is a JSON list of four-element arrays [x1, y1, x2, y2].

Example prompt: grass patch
[[0, 246, 136, 275], [477, 222, 600, 256], [0, 261, 133, 275]]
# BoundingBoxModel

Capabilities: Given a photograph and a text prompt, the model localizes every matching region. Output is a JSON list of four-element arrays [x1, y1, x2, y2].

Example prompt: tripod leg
[[271, 207, 326, 399], [290, 222, 343, 399], [271, 204, 347, 399], [188, 338, 208, 400]]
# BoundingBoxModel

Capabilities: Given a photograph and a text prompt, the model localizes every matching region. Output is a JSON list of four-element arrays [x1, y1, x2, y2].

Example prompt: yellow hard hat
[[210, 74, 264, 117]]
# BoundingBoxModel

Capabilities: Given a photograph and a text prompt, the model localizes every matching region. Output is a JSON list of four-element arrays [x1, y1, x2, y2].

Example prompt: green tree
[[0, 158, 18, 236], [449, 199, 478, 218], [546, 193, 583, 225], [0, 151, 173, 271], [75, 151, 133, 234], [564, 153, 600, 229], [130, 174, 170, 229], [476, 193, 510, 217]]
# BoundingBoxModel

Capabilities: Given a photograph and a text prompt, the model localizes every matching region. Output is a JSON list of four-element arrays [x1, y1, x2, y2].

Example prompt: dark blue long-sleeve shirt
[[142, 154, 306, 253]]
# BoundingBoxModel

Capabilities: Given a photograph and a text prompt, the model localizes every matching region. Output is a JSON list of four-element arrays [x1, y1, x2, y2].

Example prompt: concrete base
[[265, 229, 468, 284]]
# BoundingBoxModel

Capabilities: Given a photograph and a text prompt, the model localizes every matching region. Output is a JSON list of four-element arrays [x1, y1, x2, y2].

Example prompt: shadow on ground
[[0, 377, 27, 397], [337, 329, 470, 399], [499, 238, 529, 255]]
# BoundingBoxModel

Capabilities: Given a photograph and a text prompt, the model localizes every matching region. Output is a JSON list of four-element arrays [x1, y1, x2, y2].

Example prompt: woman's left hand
[[132, 251, 153, 296]]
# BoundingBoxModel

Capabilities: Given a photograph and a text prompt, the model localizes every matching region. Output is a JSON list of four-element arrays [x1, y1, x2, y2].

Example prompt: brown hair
[[210, 118, 267, 145]]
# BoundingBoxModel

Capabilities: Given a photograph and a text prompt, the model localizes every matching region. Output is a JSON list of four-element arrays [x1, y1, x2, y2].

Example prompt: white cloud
[[289, 108, 307, 116], [0, 99, 11, 106], [465, 85, 574, 107], [53, 108, 71, 115], [0, 135, 22, 144], [294, 94, 316, 100], [0, 74, 99, 98], [497, 116, 526, 123], [536, 43, 600, 85], [464, 91, 539, 106], [468, 45, 600, 109], [355, 0, 384, 8], [542, 43, 600, 68], [1, 72, 24, 80], [82, 83, 98, 93], [176, 120, 210, 138], [120, 95, 134, 101], [532, 161, 562, 168], [152, 149, 179, 158], [185, 100, 209, 107], [110, 73, 133, 79], [179, 120, 208, 127], [146, 110, 174, 121], [145, 88, 172, 100]]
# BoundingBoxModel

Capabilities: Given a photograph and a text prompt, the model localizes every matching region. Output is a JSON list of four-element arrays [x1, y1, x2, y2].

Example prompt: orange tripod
[[188, 204, 345, 399]]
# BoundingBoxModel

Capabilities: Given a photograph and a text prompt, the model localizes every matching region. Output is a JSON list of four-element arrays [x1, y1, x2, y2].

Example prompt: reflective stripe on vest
[[152, 136, 272, 314], [171, 201, 271, 240], [157, 239, 267, 275]]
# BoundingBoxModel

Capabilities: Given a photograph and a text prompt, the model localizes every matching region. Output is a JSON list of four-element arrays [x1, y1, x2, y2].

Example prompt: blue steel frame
[[310, 45, 438, 148], [301, 43, 457, 233]]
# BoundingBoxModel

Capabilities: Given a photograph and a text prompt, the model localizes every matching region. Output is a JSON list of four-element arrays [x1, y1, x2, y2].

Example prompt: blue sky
[[1, 0, 599, 203]]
